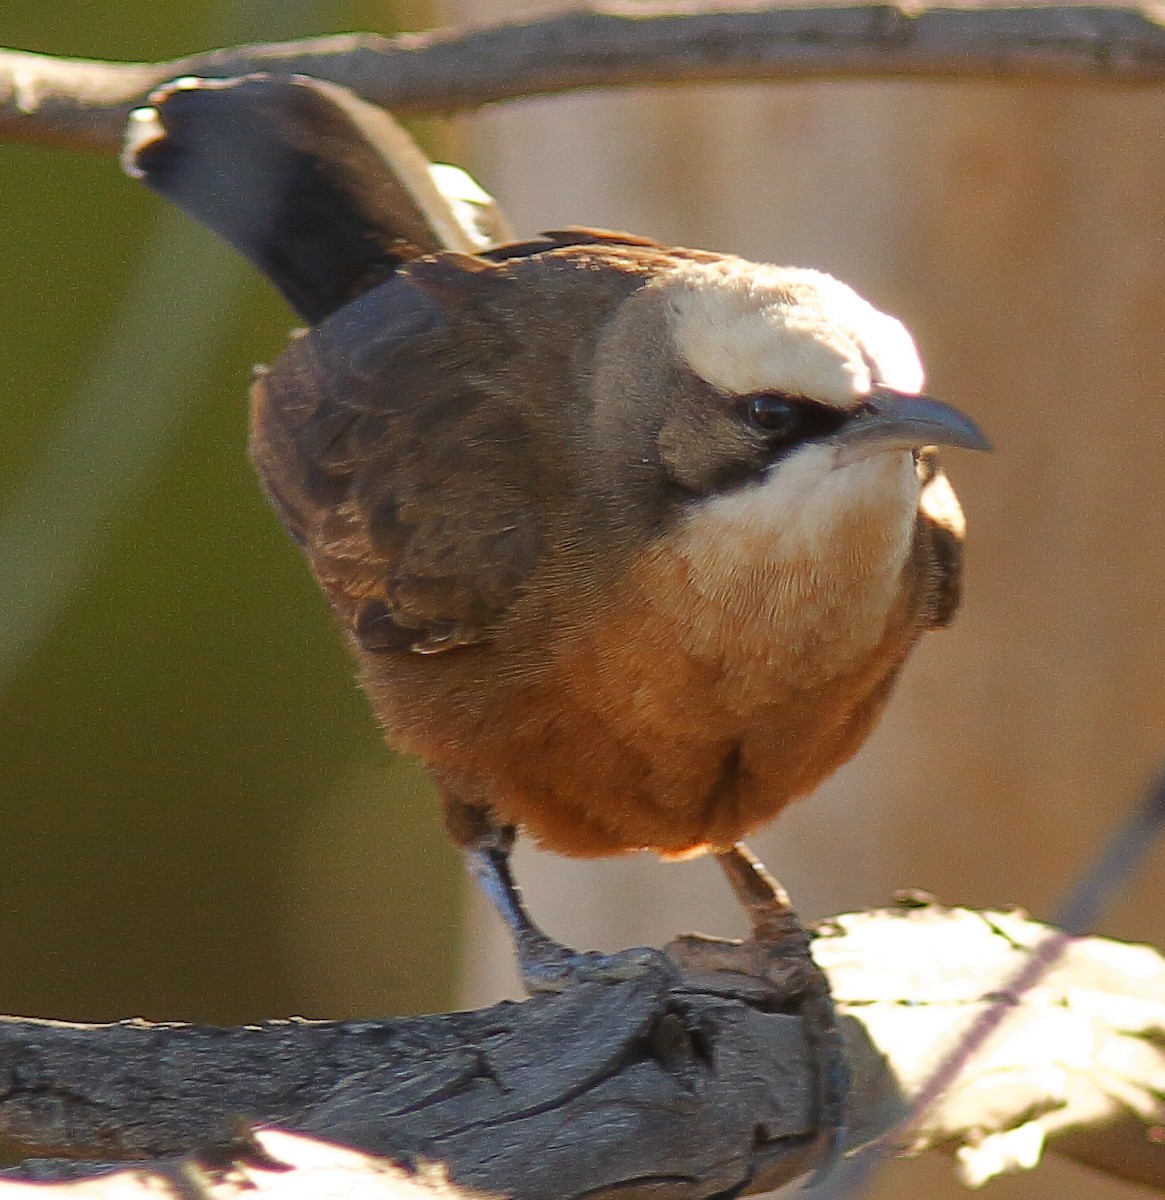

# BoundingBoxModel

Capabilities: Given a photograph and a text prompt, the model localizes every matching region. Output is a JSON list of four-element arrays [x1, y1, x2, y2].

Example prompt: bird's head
[[589, 255, 989, 575]]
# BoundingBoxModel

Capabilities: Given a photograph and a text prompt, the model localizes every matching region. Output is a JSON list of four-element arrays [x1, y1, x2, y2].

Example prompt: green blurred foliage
[[0, 0, 462, 1025]]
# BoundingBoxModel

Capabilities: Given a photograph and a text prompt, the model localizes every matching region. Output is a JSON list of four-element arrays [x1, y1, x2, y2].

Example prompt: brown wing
[[250, 265, 555, 655], [249, 243, 662, 656], [915, 449, 968, 629]]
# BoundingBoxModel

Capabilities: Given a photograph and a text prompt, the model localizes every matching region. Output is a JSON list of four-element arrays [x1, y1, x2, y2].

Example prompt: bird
[[125, 73, 989, 1154]]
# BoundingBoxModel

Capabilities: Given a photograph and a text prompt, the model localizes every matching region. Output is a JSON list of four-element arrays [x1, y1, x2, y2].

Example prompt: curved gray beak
[[834, 387, 992, 466]]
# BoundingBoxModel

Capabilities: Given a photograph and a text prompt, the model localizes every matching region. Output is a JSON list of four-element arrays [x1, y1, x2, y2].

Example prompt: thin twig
[[2, 3, 1165, 153]]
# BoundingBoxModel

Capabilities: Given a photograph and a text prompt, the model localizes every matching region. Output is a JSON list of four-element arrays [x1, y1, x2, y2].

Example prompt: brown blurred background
[[1, 1, 1164, 1197]]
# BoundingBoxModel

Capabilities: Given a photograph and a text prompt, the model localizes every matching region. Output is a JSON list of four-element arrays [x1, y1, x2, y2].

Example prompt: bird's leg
[[462, 819, 566, 979], [458, 805, 674, 995], [719, 843, 847, 1165], [716, 843, 816, 987]]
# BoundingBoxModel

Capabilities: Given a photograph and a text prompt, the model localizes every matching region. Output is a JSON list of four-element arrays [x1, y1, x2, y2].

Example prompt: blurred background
[[1, 1, 1164, 1197]]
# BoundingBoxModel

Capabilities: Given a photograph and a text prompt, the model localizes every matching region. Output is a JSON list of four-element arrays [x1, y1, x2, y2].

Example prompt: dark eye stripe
[[744, 392, 850, 448]]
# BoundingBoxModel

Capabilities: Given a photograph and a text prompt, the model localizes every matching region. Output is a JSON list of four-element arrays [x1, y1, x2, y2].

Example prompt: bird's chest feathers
[[477, 450, 925, 856], [627, 450, 921, 705]]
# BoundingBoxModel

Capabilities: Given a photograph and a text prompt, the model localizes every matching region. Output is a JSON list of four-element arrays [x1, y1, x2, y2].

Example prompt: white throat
[[664, 445, 921, 689]]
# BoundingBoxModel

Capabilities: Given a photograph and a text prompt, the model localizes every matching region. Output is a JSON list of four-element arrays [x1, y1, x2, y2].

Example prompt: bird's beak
[[833, 387, 992, 466]]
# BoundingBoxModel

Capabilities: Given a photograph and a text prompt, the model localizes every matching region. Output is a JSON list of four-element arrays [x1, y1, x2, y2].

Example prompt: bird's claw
[[664, 930, 817, 1001], [516, 934, 678, 995]]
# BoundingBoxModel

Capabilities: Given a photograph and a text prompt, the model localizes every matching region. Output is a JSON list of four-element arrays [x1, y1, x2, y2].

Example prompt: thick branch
[[0, 905, 1162, 1198], [0, 970, 820, 1199], [3, 3, 1165, 152]]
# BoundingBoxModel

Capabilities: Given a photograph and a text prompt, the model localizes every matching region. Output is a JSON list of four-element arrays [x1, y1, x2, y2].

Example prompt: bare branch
[[1, 905, 1162, 1198], [2, 3, 1165, 153]]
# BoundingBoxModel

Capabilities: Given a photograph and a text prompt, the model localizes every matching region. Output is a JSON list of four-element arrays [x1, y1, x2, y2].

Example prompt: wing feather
[[250, 269, 547, 654]]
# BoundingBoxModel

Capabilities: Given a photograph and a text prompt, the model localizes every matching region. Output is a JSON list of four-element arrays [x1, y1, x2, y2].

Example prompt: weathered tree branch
[[3, 3, 1165, 153], [1, 905, 1163, 1197]]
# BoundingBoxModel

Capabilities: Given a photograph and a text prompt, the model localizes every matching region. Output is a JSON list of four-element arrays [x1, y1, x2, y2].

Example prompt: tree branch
[[1, 905, 1162, 1197], [3, 2, 1165, 153]]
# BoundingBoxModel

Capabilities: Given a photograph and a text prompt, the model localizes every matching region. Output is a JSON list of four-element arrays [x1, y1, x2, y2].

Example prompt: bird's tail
[[123, 73, 513, 323]]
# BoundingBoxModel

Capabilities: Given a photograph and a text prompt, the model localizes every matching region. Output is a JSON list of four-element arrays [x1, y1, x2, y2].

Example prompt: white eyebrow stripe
[[664, 258, 924, 404]]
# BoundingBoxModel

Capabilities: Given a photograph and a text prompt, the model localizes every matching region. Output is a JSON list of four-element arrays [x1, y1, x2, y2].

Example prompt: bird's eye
[[747, 393, 801, 438]]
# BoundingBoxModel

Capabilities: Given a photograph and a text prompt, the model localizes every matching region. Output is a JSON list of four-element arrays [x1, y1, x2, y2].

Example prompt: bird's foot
[[516, 928, 678, 995], [459, 825, 679, 995], [664, 921, 819, 1001]]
